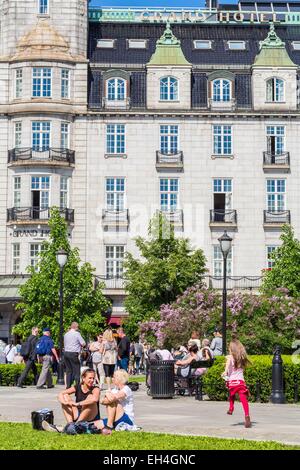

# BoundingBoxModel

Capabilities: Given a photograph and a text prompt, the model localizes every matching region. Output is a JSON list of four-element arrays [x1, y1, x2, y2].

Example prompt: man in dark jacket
[[17, 326, 39, 388], [117, 328, 130, 371]]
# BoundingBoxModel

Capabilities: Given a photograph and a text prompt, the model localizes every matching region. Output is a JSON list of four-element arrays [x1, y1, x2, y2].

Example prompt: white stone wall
[[146, 66, 192, 110], [252, 68, 298, 111]]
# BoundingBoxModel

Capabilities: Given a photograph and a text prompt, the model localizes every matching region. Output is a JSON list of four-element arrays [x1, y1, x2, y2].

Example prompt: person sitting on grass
[[94, 369, 135, 432]]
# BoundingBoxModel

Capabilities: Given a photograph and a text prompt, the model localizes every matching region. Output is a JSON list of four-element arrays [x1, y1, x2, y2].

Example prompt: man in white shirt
[[4, 341, 17, 364], [63, 322, 86, 388]]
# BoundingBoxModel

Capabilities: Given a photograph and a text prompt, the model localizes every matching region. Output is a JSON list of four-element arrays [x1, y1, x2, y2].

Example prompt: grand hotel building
[[1, 0, 300, 341]]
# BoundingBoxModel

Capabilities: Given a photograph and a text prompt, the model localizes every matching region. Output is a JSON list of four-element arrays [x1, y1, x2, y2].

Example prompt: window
[[292, 41, 300, 50], [266, 246, 277, 269], [105, 245, 125, 278], [14, 176, 21, 208], [32, 68, 52, 98], [15, 69, 23, 98], [212, 79, 231, 102], [213, 245, 232, 276], [60, 176, 69, 209], [32, 122, 50, 151], [106, 124, 125, 154], [61, 69, 70, 99], [267, 126, 285, 155], [106, 178, 125, 211], [228, 41, 246, 50], [160, 179, 179, 212], [15, 122, 22, 148], [12, 244, 20, 274], [194, 40, 212, 49], [267, 179, 286, 212], [266, 78, 284, 103], [30, 244, 45, 271], [128, 39, 147, 49], [160, 125, 178, 155], [160, 77, 178, 101], [213, 125, 232, 155], [97, 39, 115, 48], [31, 176, 50, 211], [107, 78, 126, 101], [213, 179, 232, 221], [60, 122, 69, 149], [38, 0, 49, 15]]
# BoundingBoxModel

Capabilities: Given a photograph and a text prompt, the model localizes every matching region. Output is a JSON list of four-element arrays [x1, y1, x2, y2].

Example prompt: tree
[[261, 224, 300, 298], [13, 208, 110, 343], [123, 213, 207, 339]]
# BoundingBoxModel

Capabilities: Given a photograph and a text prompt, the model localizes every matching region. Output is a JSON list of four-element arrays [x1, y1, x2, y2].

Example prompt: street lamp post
[[56, 248, 68, 385], [218, 231, 232, 356]]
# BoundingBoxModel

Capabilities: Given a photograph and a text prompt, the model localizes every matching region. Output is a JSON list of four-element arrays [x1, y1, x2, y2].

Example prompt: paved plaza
[[0, 384, 299, 446]]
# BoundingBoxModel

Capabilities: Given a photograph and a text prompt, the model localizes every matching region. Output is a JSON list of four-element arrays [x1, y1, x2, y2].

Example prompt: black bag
[[127, 381, 139, 392], [20, 340, 31, 359], [31, 410, 54, 430], [63, 421, 101, 435]]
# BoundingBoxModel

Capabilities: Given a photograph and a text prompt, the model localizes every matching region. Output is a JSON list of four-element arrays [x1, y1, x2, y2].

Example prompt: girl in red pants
[[222, 339, 251, 428]]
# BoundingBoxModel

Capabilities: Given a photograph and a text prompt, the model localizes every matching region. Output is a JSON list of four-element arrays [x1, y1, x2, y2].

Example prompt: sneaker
[[47, 385, 55, 389], [245, 416, 252, 428], [42, 420, 61, 433], [227, 410, 233, 415], [36, 385, 47, 389], [101, 425, 113, 435]]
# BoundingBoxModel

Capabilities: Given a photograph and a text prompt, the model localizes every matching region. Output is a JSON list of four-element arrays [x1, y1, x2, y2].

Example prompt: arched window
[[160, 77, 178, 101], [212, 79, 231, 102], [266, 78, 284, 103], [107, 78, 126, 101]]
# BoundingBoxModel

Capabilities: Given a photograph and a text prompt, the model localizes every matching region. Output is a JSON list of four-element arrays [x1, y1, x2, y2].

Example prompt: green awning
[[0, 276, 30, 301]]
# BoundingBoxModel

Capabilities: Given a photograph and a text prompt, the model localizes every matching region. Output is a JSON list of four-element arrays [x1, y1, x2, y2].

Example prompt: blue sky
[[89, 0, 238, 8]]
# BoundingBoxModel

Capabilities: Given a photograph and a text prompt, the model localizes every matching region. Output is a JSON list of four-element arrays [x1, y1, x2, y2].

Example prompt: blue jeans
[[118, 357, 129, 371]]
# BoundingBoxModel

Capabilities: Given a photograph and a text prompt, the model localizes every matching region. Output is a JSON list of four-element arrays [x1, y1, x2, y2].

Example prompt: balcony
[[7, 207, 74, 225], [95, 276, 125, 291], [203, 275, 262, 291], [210, 209, 237, 228], [102, 209, 129, 229], [8, 148, 75, 167], [263, 152, 290, 171], [160, 209, 184, 229], [102, 97, 130, 110], [263, 210, 290, 227], [209, 98, 236, 111], [156, 151, 183, 171]]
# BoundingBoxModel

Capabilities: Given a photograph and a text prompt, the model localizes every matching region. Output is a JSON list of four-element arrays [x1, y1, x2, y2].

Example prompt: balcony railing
[[7, 207, 74, 223], [210, 209, 237, 224], [95, 276, 125, 290], [156, 151, 183, 166], [102, 209, 129, 225], [8, 148, 75, 165], [209, 98, 236, 111], [160, 209, 184, 227], [264, 210, 290, 224], [102, 97, 130, 109], [203, 275, 262, 290], [263, 151, 290, 166]]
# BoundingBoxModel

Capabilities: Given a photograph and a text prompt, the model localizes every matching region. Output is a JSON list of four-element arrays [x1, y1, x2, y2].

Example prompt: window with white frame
[[15, 69, 23, 98], [107, 78, 126, 101], [12, 243, 20, 274], [60, 122, 69, 149], [228, 41, 246, 50], [160, 77, 178, 101], [61, 69, 70, 99], [213, 245, 232, 276], [213, 125, 232, 155], [32, 122, 51, 150], [160, 179, 179, 212], [266, 179, 286, 212], [97, 39, 115, 48], [266, 245, 277, 269], [32, 68, 52, 98], [128, 39, 147, 49], [13, 176, 21, 208], [292, 41, 300, 50], [38, 0, 49, 14], [267, 126, 285, 155], [105, 245, 125, 278], [160, 125, 178, 154], [106, 124, 125, 154], [31, 176, 50, 210], [212, 79, 231, 102], [106, 178, 125, 211], [15, 122, 22, 148], [60, 176, 69, 209], [213, 179, 232, 216], [30, 244, 45, 271], [266, 78, 284, 103], [194, 40, 212, 49]]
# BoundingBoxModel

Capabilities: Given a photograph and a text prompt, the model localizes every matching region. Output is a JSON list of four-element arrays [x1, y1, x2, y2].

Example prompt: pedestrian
[[4, 340, 17, 364], [210, 328, 223, 356], [117, 328, 130, 371], [133, 340, 144, 374], [17, 327, 39, 388], [36, 328, 59, 389], [64, 322, 86, 389], [188, 331, 201, 350], [222, 339, 252, 428], [101, 329, 118, 390], [89, 333, 105, 389]]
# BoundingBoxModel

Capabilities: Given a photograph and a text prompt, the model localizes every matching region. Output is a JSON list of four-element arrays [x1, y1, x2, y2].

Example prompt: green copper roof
[[253, 24, 296, 68], [147, 22, 191, 66]]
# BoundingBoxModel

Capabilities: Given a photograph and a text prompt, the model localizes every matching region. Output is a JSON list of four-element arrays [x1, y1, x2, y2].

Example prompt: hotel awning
[[0, 275, 29, 302], [108, 317, 123, 326]]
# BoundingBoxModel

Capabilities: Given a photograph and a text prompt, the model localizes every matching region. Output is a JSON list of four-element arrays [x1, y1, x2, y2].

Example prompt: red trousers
[[227, 380, 250, 417]]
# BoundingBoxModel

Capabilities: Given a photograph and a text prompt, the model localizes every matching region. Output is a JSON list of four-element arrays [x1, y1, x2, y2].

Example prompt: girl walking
[[222, 339, 251, 428]]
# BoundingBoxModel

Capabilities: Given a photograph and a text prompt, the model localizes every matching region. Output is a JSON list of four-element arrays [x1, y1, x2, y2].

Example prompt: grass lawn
[[0, 423, 298, 450]]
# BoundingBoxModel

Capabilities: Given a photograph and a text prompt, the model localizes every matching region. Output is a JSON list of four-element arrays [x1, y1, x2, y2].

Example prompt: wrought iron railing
[[264, 210, 290, 224], [156, 151, 183, 165], [263, 151, 290, 166], [102, 209, 129, 224], [210, 209, 237, 224], [7, 207, 74, 223], [160, 209, 184, 226], [203, 275, 262, 290], [95, 276, 125, 290], [8, 148, 75, 164]]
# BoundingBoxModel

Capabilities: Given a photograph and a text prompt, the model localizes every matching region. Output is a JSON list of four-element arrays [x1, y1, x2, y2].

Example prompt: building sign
[[12, 229, 51, 238], [89, 8, 300, 25]]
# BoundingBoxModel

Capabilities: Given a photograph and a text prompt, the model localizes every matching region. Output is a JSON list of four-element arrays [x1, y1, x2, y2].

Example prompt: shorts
[[102, 413, 134, 429], [103, 364, 115, 378]]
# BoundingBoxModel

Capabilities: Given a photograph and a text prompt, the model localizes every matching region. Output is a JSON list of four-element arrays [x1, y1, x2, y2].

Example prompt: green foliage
[[0, 364, 42, 386], [203, 356, 300, 403], [12, 208, 110, 343], [123, 213, 207, 339], [261, 224, 300, 297]]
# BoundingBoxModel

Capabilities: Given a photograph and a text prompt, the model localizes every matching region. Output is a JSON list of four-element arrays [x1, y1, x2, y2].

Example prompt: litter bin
[[150, 360, 175, 398]]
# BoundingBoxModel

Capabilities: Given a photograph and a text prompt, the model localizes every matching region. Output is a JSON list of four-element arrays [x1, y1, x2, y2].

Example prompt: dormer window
[[38, 0, 49, 15], [107, 78, 126, 101], [212, 79, 231, 102], [97, 39, 115, 49], [160, 77, 178, 101], [228, 41, 246, 50], [128, 39, 147, 49], [194, 40, 212, 50], [266, 78, 284, 103]]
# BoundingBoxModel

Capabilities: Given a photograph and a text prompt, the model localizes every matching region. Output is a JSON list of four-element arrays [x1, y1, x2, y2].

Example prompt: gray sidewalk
[[0, 384, 300, 446]]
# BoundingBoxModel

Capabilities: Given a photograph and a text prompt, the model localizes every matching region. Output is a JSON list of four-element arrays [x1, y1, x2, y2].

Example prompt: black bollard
[[195, 376, 203, 401], [270, 345, 285, 404]]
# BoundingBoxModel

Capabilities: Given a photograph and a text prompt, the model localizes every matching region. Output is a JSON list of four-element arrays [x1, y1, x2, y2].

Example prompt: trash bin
[[150, 360, 175, 398]]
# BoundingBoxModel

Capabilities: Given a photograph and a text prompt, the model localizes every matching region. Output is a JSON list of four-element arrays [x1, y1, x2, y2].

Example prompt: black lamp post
[[218, 231, 232, 356], [56, 248, 68, 385]]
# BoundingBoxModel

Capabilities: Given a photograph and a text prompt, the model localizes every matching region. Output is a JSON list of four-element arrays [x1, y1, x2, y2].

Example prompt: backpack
[[127, 381, 139, 392], [20, 340, 31, 358], [63, 421, 101, 435], [35, 337, 49, 356]]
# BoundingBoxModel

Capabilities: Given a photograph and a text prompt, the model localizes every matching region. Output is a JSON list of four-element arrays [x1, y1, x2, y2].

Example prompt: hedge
[[0, 364, 42, 386], [203, 356, 300, 403]]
